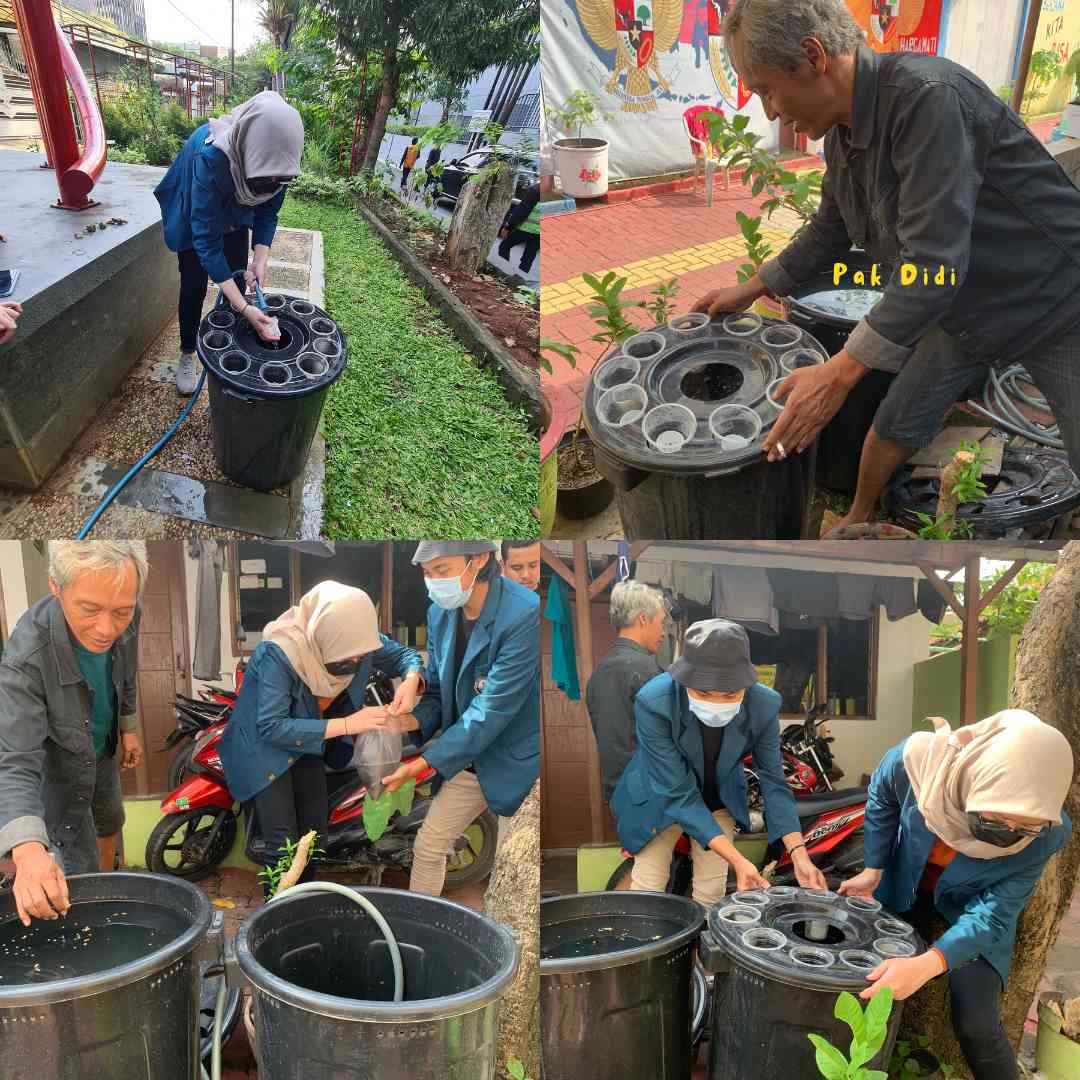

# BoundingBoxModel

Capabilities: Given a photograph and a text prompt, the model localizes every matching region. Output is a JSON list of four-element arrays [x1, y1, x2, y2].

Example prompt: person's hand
[[860, 952, 945, 1002], [120, 731, 142, 771], [390, 672, 422, 716], [733, 857, 771, 893], [245, 253, 268, 290], [383, 755, 429, 792], [346, 706, 389, 735], [11, 842, 69, 926], [691, 286, 753, 321], [245, 306, 281, 342], [792, 849, 828, 891], [0, 301, 20, 346], [499, 227, 509, 239], [838, 867, 884, 899]]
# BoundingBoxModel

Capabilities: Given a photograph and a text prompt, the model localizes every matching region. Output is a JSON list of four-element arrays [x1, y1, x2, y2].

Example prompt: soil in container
[[558, 437, 603, 491]]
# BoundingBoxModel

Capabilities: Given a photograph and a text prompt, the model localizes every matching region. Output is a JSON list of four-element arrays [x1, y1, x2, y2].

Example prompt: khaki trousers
[[629, 809, 736, 905], [409, 769, 507, 895]]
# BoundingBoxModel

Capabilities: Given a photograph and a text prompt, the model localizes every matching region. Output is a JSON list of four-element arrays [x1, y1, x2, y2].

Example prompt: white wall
[[0, 540, 28, 634], [940, 0, 1026, 92]]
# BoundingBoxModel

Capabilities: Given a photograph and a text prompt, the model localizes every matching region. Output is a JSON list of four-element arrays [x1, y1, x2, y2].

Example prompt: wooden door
[[124, 542, 191, 798]]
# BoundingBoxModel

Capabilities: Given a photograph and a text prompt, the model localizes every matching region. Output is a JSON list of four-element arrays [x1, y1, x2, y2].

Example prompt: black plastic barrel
[[0, 872, 214, 1080], [699, 887, 920, 1079], [197, 294, 347, 491], [234, 886, 519, 1079], [583, 314, 823, 538], [540, 891, 705, 1079], [784, 249, 895, 495]]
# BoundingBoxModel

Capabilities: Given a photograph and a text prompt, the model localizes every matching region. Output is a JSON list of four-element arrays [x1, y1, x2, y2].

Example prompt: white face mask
[[425, 558, 478, 610], [687, 694, 742, 729]]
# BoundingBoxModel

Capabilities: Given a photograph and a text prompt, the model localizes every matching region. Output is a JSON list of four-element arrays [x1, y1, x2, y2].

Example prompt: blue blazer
[[412, 575, 540, 817], [611, 676, 801, 854], [153, 123, 286, 284], [864, 741, 1071, 984], [218, 634, 422, 803]]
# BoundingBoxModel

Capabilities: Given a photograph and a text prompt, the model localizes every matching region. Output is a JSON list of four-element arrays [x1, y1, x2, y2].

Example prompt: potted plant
[[538, 342, 576, 537], [1036, 990, 1080, 1080], [550, 90, 612, 200], [1065, 49, 1080, 138], [888, 1035, 955, 1079]]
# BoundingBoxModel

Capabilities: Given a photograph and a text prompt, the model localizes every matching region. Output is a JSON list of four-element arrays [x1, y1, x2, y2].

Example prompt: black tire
[[167, 743, 195, 791], [146, 808, 237, 880], [444, 808, 499, 890]]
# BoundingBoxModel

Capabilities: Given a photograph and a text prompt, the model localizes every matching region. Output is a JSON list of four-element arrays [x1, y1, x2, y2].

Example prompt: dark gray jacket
[[586, 638, 662, 802], [0, 596, 139, 860], [758, 47, 1080, 373]]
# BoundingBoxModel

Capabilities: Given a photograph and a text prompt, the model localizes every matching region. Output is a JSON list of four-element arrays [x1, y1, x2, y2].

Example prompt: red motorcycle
[[146, 672, 498, 891]]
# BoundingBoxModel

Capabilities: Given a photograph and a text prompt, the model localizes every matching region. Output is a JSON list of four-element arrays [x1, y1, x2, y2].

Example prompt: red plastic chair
[[683, 104, 731, 206]]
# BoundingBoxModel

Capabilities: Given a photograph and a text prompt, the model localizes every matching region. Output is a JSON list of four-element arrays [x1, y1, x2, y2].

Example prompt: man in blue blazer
[[384, 540, 540, 895], [839, 711, 1073, 1079], [611, 619, 827, 904]]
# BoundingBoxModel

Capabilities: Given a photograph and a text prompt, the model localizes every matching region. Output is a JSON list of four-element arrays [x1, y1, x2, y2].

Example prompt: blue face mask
[[687, 695, 742, 728], [425, 559, 478, 610]]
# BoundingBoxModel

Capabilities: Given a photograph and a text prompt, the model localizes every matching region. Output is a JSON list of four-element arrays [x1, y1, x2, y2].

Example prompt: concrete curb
[[352, 200, 542, 431]]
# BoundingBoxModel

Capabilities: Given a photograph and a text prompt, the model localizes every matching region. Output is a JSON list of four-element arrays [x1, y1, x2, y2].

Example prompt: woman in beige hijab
[[839, 710, 1073, 1080], [218, 581, 424, 894], [154, 90, 304, 394]]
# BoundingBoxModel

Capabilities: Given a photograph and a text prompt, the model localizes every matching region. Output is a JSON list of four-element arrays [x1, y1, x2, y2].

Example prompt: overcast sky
[[145, 0, 268, 54]]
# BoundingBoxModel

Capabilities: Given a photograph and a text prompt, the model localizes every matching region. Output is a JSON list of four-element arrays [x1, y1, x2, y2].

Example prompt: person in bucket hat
[[611, 618, 827, 903]]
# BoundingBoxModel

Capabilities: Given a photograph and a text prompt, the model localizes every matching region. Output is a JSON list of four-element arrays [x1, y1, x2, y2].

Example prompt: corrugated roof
[[0, 1, 124, 37]]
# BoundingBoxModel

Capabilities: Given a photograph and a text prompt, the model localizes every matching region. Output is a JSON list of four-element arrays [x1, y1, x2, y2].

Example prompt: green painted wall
[[122, 798, 257, 871], [911, 633, 1018, 733]]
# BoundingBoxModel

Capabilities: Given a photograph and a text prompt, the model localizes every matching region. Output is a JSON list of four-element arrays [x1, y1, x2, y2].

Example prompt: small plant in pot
[[888, 1035, 955, 1079], [550, 90, 613, 200], [1065, 48, 1080, 138]]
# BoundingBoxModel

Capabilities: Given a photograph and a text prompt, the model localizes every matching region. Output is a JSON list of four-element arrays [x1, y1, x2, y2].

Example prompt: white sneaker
[[176, 353, 198, 395]]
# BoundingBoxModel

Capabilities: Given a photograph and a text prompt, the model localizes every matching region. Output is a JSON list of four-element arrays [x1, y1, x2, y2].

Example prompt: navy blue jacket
[[611, 676, 801, 853], [865, 741, 1071, 983], [412, 575, 539, 817], [218, 635, 422, 803], [153, 123, 286, 284]]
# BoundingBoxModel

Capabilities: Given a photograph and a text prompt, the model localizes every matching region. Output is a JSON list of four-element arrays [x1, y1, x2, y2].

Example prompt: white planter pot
[[553, 138, 610, 199], [1066, 101, 1080, 139]]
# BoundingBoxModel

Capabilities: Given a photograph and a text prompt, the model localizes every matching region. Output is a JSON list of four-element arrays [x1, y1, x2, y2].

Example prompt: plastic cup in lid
[[642, 404, 697, 454]]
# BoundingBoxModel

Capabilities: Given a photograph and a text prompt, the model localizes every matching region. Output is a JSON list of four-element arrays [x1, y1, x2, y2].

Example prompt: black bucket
[[197, 294, 347, 491], [699, 887, 919, 1079], [784, 250, 895, 495], [540, 891, 705, 1079], [0, 872, 215, 1080], [582, 316, 824, 538], [234, 886, 519, 1079]]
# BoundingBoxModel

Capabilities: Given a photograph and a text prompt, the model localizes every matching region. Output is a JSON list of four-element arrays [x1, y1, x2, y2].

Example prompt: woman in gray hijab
[[154, 91, 304, 394]]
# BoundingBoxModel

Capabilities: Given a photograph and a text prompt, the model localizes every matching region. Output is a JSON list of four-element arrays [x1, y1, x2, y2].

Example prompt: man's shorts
[[54, 753, 126, 875], [91, 751, 125, 838]]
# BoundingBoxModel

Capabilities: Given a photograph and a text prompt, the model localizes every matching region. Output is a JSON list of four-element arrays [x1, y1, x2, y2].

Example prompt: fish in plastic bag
[[351, 726, 403, 800]]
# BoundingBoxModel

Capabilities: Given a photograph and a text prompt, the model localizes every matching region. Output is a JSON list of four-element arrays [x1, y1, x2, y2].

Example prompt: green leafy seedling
[[506, 1058, 533, 1080], [807, 987, 894, 1080]]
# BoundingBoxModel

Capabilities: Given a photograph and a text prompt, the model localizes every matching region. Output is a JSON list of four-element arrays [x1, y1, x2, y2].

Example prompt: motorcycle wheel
[[167, 743, 195, 791], [444, 808, 499, 889], [146, 808, 237, 880]]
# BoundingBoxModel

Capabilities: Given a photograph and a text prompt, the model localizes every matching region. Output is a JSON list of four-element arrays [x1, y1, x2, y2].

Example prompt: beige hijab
[[903, 709, 1073, 859], [263, 581, 382, 699], [206, 90, 303, 207]]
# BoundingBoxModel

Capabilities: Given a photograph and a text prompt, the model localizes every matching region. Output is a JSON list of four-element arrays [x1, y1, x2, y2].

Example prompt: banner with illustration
[[1022, 0, 1080, 115], [541, 0, 943, 182]]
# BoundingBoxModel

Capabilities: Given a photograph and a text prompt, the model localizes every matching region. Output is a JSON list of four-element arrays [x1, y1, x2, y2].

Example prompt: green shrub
[[107, 145, 150, 164], [101, 75, 211, 166]]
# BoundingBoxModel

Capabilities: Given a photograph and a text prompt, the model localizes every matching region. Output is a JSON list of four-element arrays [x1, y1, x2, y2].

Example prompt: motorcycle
[[146, 670, 498, 891]]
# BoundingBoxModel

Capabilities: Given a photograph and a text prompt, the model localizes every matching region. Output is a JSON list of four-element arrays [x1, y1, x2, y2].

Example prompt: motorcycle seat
[[795, 787, 868, 816]]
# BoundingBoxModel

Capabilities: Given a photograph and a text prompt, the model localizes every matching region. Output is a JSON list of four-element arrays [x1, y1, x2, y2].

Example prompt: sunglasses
[[967, 812, 1050, 846], [325, 658, 361, 677], [247, 176, 296, 194]]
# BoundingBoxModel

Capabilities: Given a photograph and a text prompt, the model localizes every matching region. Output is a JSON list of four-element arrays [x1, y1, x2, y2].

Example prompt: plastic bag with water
[[351, 726, 403, 799]]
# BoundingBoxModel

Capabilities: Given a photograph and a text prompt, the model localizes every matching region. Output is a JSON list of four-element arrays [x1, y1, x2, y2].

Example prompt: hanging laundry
[[673, 561, 713, 607], [545, 575, 581, 700], [713, 565, 779, 635]]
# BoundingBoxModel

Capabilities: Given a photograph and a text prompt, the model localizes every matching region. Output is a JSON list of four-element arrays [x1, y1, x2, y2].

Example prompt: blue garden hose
[[76, 273, 265, 538]]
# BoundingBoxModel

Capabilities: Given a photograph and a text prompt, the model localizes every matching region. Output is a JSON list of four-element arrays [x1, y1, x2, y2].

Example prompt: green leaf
[[834, 992, 866, 1045], [507, 1060, 526, 1080], [733, 114, 750, 131], [916, 1036, 929, 1048], [807, 1034, 849, 1080], [751, 175, 765, 196], [861, 1071, 890, 1080], [863, 987, 894, 1050], [902, 1060, 921, 1075], [939, 1065, 954, 1077]]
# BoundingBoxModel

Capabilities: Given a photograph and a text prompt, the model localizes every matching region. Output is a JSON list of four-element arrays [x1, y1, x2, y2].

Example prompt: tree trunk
[[482, 779, 540, 1079], [445, 160, 517, 275], [360, 47, 398, 174], [900, 542, 1080, 1077]]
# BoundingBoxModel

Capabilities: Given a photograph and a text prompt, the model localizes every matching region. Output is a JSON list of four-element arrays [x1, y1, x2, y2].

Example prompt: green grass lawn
[[278, 195, 538, 537]]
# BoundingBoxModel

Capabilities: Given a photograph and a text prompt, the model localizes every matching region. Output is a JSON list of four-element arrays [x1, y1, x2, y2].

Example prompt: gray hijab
[[206, 90, 304, 207]]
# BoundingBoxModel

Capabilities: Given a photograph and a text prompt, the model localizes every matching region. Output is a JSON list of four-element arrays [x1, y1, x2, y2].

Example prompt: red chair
[[683, 104, 731, 206]]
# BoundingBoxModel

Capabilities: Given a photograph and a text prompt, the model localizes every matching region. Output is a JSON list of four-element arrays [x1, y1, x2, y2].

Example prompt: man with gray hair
[[695, 0, 1080, 528], [586, 580, 667, 802], [0, 542, 146, 925]]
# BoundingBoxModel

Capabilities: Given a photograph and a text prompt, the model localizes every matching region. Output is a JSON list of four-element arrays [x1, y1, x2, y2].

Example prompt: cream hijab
[[903, 709, 1073, 859], [206, 90, 304, 207], [263, 581, 382, 699]]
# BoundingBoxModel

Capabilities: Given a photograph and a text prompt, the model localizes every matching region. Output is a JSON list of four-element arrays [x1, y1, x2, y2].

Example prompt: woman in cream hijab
[[154, 91, 304, 394], [839, 710, 1074, 1079], [219, 581, 425, 894]]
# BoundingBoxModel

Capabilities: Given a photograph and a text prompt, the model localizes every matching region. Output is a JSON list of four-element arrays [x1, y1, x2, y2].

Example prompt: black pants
[[252, 754, 327, 896], [400, 166, 412, 190], [905, 899, 1017, 1080], [498, 229, 539, 273], [177, 228, 249, 353]]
